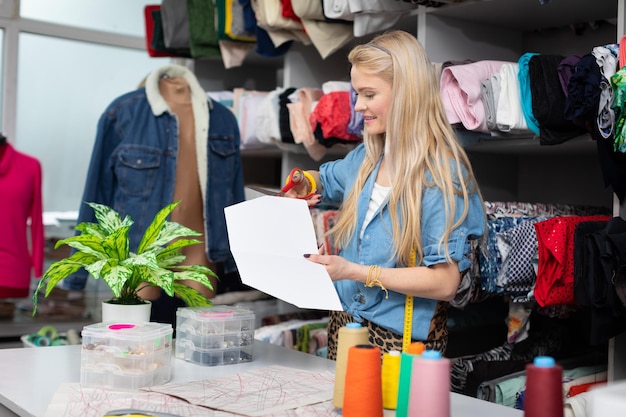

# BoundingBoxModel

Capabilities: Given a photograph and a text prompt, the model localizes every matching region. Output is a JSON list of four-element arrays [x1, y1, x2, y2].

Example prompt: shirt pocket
[[208, 134, 237, 182], [114, 146, 161, 196]]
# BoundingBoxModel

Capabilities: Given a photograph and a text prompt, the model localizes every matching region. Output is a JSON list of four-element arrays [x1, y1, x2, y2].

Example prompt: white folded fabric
[[496, 63, 531, 133]]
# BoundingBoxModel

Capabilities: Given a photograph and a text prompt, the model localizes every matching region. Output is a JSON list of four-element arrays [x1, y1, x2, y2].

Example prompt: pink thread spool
[[524, 356, 564, 417], [407, 350, 450, 417]]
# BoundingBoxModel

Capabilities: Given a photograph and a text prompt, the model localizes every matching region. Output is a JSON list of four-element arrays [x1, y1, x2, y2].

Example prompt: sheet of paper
[[147, 365, 335, 416], [224, 195, 342, 311], [44, 366, 337, 417]]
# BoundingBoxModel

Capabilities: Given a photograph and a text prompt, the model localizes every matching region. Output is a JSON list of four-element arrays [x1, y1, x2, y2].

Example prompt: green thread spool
[[396, 342, 425, 417]]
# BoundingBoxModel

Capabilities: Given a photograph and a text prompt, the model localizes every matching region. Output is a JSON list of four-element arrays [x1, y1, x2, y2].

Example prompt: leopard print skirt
[[326, 301, 449, 360]]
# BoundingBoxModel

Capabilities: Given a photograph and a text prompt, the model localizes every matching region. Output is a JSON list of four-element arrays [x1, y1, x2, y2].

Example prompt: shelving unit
[[192, 0, 626, 381]]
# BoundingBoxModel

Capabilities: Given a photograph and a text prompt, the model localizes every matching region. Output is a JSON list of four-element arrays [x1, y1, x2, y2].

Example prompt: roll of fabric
[[440, 60, 508, 133], [528, 54, 586, 145]]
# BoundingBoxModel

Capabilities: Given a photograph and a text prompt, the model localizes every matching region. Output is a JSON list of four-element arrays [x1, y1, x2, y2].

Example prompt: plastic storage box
[[175, 305, 255, 366], [80, 321, 173, 390]]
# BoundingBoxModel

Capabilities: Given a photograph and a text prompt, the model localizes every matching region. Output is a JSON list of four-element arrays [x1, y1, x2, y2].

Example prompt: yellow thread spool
[[333, 322, 370, 409], [382, 350, 402, 409]]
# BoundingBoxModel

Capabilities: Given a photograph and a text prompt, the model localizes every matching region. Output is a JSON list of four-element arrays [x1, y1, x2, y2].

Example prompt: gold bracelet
[[365, 265, 388, 299]]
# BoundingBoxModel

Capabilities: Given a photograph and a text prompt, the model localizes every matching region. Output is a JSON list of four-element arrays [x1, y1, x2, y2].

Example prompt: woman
[[285, 30, 486, 359]]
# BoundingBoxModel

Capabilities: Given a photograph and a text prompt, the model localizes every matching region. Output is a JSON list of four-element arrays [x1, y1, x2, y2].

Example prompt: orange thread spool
[[407, 342, 426, 355], [342, 344, 383, 417]]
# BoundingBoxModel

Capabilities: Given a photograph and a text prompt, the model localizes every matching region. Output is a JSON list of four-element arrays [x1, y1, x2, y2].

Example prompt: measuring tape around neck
[[402, 248, 417, 352]]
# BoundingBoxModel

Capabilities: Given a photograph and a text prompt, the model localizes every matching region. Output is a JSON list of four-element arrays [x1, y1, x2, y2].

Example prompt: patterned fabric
[[611, 66, 626, 152], [484, 201, 609, 220], [451, 343, 515, 393], [496, 217, 547, 294], [480, 217, 538, 294], [506, 301, 533, 343], [310, 208, 341, 255], [454, 326, 565, 396], [451, 246, 491, 308]]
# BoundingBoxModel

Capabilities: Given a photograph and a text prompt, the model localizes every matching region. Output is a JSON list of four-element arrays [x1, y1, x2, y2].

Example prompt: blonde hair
[[330, 30, 483, 267]]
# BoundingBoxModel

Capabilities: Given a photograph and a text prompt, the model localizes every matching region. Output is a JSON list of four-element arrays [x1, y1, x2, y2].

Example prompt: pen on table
[[103, 410, 183, 417]]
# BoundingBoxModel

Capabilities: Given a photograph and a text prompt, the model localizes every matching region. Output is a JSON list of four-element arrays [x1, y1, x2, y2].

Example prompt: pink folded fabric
[[440, 60, 509, 133]]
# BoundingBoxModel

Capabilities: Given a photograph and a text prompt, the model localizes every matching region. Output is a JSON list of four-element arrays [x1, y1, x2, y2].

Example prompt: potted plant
[[33, 200, 216, 322]]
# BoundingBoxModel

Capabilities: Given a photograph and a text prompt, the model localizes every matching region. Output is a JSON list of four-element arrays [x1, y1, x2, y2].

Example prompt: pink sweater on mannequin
[[0, 142, 44, 298]]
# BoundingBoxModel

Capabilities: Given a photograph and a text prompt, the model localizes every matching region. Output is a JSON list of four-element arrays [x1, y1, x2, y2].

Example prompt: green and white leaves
[[32, 200, 216, 316]]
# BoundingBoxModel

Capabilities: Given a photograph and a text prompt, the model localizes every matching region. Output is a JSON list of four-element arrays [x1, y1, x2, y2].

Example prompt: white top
[[360, 182, 391, 240]]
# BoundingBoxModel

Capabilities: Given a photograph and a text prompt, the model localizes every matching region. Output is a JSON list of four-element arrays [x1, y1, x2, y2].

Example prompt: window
[[15, 33, 169, 211], [9, 2, 171, 211], [20, 0, 149, 37]]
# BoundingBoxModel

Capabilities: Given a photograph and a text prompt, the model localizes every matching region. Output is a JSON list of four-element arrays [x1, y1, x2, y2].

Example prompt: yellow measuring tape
[[402, 248, 417, 352]]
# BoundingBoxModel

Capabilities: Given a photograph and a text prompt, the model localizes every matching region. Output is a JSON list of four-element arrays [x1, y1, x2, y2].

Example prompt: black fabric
[[313, 123, 350, 148], [573, 217, 626, 345], [528, 54, 586, 145], [564, 54, 602, 127], [563, 53, 626, 203], [278, 87, 297, 144], [595, 131, 626, 203], [574, 221, 609, 307], [605, 217, 626, 310]]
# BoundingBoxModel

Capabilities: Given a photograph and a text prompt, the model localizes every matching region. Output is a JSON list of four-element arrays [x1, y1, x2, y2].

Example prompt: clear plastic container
[[175, 305, 255, 366], [80, 321, 173, 390]]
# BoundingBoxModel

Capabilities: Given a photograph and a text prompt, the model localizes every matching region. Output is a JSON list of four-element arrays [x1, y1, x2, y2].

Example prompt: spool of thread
[[66, 328, 81, 345], [333, 322, 370, 409], [396, 342, 426, 417], [342, 344, 383, 417], [408, 350, 451, 417], [524, 356, 564, 417], [37, 325, 58, 340], [382, 350, 402, 409], [33, 335, 51, 346]]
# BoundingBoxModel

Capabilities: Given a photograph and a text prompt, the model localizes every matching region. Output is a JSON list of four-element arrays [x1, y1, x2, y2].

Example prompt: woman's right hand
[[281, 168, 322, 206], [283, 188, 322, 206]]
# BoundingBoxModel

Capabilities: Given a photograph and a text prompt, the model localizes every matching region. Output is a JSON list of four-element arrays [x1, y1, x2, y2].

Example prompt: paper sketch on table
[[147, 365, 335, 416], [44, 386, 207, 417], [224, 196, 342, 311], [43, 366, 336, 417]]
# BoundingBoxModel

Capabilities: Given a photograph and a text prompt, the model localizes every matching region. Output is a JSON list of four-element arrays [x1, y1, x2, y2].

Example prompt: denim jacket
[[319, 143, 485, 340], [62, 65, 244, 289]]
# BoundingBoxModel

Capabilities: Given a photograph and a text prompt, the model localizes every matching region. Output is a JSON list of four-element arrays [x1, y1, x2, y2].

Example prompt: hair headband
[[367, 42, 391, 55]]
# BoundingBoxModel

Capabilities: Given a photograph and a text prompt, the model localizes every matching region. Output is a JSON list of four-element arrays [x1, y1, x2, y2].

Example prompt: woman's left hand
[[303, 252, 355, 281]]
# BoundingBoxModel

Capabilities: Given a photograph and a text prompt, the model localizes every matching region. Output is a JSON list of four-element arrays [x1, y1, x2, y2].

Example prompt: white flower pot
[[101, 300, 152, 324]]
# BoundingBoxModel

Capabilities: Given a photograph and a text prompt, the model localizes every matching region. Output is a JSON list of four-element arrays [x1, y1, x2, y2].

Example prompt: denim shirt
[[319, 143, 485, 340], [62, 66, 244, 289]]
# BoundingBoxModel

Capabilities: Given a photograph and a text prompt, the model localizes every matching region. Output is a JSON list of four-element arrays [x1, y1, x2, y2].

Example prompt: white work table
[[0, 341, 522, 417]]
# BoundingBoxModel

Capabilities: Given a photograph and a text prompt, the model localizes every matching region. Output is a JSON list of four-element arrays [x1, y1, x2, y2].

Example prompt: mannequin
[[138, 74, 217, 301], [0, 135, 44, 298], [62, 64, 245, 327]]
